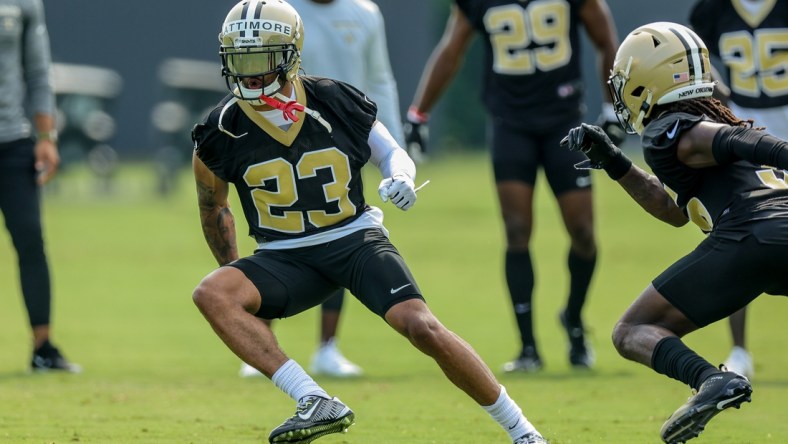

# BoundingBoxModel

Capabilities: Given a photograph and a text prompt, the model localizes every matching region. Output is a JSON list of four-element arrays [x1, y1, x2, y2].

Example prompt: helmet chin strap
[[238, 76, 286, 106], [238, 87, 265, 106]]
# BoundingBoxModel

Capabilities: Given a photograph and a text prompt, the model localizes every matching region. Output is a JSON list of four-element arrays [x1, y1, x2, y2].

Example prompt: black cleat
[[660, 370, 752, 443], [269, 396, 354, 443], [31, 340, 81, 373], [559, 311, 594, 369], [502, 346, 543, 373]]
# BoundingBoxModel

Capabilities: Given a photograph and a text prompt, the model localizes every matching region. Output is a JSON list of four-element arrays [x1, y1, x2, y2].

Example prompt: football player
[[405, 0, 620, 373], [240, 0, 407, 381], [563, 22, 788, 443], [191, 1, 546, 443], [689, 0, 788, 381]]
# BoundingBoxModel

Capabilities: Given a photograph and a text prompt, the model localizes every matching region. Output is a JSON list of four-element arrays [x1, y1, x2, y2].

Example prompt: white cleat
[[239, 362, 264, 378], [310, 339, 363, 378], [724, 346, 754, 379]]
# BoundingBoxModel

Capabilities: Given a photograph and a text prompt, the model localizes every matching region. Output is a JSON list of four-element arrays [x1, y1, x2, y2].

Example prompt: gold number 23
[[242, 148, 356, 233]]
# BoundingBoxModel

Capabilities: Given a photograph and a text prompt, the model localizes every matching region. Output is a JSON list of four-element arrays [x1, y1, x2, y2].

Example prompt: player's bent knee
[[403, 316, 447, 352], [192, 279, 226, 312], [611, 321, 631, 356], [407, 317, 440, 342], [386, 302, 443, 346]]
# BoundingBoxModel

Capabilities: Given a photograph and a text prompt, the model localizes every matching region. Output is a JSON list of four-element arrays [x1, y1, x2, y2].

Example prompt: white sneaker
[[310, 339, 363, 378], [724, 346, 754, 379], [239, 362, 263, 378]]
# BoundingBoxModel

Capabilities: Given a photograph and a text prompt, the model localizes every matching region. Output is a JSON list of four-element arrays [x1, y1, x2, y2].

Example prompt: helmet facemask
[[220, 42, 299, 101], [608, 57, 639, 134], [218, 0, 304, 106]]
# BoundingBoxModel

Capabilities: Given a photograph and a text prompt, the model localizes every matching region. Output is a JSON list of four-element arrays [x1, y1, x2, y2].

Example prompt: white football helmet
[[218, 0, 304, 104], [609, 22, 715, 134]]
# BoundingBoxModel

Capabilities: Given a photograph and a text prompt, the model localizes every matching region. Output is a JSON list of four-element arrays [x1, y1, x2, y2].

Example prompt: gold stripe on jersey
[[236, 77, 307, 147], [732, 0, 777, 28]]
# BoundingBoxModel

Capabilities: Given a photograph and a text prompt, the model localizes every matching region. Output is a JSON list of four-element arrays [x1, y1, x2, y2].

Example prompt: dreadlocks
[[651, 97, 762, 130]]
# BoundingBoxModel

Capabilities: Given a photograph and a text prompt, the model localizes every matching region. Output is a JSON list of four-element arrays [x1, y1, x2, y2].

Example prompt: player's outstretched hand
[[561, 123, 622, 169], [561, 123, 632, 180], [378, 174, 416, 211]]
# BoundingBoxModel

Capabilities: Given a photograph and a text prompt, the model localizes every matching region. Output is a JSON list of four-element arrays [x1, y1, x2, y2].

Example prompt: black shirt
[[456, 0, 587, 127], [642, 112, 788, 240], [192, 76, 378, 242]]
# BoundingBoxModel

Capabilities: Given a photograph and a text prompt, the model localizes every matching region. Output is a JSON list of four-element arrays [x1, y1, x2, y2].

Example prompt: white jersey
[[286, 0, 404, 146]]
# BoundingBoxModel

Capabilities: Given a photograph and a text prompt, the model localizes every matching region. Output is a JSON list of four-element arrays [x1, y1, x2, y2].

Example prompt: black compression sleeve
[[604, 152, 633, 180], [712, 125, 788, 169]]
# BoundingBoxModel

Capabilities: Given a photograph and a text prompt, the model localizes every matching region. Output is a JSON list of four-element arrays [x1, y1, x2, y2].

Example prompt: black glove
[[595, 103, 627, 146], [560, 123, 632, 180], [404, 106, 429, 156], [596, 117, 627, 146]]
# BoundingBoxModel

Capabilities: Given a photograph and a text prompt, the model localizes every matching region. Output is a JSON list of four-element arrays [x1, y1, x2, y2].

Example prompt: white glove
[[378, 174, 416, 210]]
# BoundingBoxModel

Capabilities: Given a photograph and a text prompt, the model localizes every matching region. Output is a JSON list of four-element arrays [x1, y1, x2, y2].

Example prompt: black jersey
[[456, 0, 586, 127], [192, 76, 377, 243], [642, 112, 788, 239], [689, 0, 788, 109]]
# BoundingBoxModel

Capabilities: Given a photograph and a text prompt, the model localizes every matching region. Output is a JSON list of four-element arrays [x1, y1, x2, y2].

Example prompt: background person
[[0, 0, 79, 373], [240, 0, 405, 379], [688, 0, 788, 380], [405, 0, 620, 372]]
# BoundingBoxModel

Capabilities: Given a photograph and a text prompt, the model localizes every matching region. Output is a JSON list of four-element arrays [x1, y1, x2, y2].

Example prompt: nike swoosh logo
[[298, 401, 321, 420], [390, 284, 411, 294], [717, 393, 746, 410], [508, 418, 520, 430], [666, 120, 680, 139]]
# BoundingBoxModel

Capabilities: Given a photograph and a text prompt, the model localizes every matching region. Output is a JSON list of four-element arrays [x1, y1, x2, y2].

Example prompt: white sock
[[271, 359, 329, 402], [482, 385, 537, 441]]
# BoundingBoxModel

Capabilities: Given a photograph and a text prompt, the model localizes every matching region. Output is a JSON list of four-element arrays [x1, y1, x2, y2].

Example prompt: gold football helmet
[[218, 0, 304, 103], [609, 22, 715, 134]]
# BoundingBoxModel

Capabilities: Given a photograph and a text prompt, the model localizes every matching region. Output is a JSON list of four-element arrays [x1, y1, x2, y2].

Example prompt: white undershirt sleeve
[[368, 120, 416, 180]]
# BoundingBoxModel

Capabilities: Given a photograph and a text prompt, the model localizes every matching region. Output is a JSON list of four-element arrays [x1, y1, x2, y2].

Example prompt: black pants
[[0, 138, 52, 327]]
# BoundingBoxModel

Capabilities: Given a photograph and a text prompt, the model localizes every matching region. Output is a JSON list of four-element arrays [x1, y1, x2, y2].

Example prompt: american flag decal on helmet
[[673, 72, 690, 83]]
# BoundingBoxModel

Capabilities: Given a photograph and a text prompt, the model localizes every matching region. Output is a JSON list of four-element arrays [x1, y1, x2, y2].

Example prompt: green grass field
[[1, 153, 786, 443]]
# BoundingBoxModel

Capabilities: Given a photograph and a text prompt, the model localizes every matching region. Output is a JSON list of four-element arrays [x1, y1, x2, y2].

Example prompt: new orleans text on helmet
[[678, 86, 713, 99], [223, 19, 291, 35]]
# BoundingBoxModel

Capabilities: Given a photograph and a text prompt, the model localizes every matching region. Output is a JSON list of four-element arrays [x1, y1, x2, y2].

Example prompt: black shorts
[[653, 220, 788, 327], [229, 228, 423, 320], [490, 116, 591, 196]]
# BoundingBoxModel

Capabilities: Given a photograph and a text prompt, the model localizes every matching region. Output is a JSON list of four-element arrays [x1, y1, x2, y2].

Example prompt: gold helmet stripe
[[668, 25, 705, 85]]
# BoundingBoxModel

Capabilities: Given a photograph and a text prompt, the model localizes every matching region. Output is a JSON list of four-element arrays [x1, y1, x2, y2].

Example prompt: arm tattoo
[[617, 165, 688, 227], [196, 180, 239, 265]]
